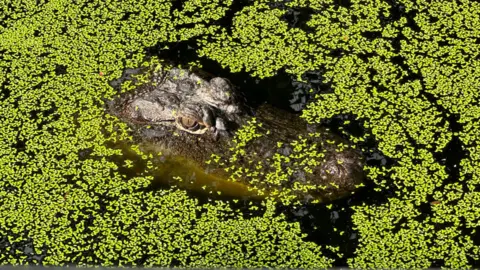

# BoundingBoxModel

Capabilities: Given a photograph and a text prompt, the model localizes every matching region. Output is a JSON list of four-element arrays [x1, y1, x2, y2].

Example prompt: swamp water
[[4, 1, 474, 267], [100, 48, 391, 265], [73, 0, 450, 265]]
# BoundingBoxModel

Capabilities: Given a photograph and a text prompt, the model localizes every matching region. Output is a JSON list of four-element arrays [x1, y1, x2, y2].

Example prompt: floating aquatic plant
[[1, 0, 479, 268]]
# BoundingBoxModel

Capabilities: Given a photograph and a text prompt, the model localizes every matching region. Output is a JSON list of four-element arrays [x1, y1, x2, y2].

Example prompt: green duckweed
[[1, 0, 479, 268]]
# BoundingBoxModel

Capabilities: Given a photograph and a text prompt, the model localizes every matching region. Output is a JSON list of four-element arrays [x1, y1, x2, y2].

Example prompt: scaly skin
[[105, 64, 365, 203]]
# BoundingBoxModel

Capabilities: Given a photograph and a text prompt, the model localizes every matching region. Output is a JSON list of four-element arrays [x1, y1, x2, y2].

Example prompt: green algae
[[1, 0, 480, 268]]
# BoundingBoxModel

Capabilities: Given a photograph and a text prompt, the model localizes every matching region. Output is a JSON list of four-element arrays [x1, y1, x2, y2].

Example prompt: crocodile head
[[105, 64, 365, 203], [105, 66, 255, 164], [108, 66, 249, 139]]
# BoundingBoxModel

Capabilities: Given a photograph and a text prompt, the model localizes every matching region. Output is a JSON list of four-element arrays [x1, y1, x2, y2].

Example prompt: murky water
[[104, 138, 267, 201]]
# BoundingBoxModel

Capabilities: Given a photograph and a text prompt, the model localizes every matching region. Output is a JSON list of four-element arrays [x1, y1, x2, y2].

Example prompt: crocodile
[[104, 63, 365, 203]]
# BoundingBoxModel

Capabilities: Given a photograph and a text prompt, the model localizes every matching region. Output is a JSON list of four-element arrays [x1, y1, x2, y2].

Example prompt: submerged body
[[105, 64, 365, 203]]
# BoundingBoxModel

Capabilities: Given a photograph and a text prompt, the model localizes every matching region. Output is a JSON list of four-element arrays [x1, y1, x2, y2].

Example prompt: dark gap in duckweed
[[357, 52, 376, 63], [3, 182, 19, 194], [336, 0, 353, 8], [134, 252, 150, 266], [57, 24, 66, 35], [472, 229, 480, 267], [404, 9, 422, 33], [390, 35, 404, 53], [78, 147, 93, 161], [274, 4, 316, 34], [431, 259, 446, 268], [414, 202, 434, 223], [97, 193, 119, 217], [32, 81, 47, 93], [2, 233, 46, 263], [379, 0, 406, 27], [0, 48, 7, 58], [0, 17, 6, 29], [361, 31, 383, 39], [13, 139, 26, 152], [282, 7, 314, 30], [169, 0, 184, 13], [421, 89, 467, 188], [170, 257, 182, 267], [54, 64, 68, 76], [120, 11, 137, 22], [437, 39, 451, 48], [391, 56, 422, 82], [62, 174, 75, 189], [64, 210, 82, 236], [82, 210, 96, 228], [389, 216, 409, 236], [0, 81, 11, 102], [42, 105, 60, 118], [328, 48, 345, 59], [79, 13, 93, 22], [29, 106, 58, 130], [439, 134, 464, 180], [428, 15, 441, 24]]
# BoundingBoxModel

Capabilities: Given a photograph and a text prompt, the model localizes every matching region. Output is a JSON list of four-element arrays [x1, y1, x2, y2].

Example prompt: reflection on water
[[105, 139, 266, 201], [149, 155, 266, 200]]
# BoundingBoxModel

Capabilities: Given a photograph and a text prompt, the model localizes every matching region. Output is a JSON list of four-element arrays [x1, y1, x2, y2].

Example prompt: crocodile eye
[[176, 117, 207, 134]]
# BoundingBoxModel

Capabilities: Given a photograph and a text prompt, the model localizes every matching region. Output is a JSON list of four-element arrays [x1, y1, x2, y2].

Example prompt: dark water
[[4, 0, 473, 266]]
